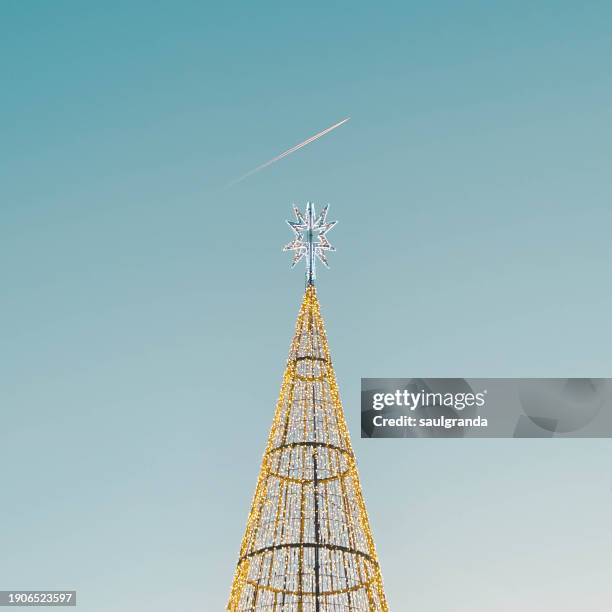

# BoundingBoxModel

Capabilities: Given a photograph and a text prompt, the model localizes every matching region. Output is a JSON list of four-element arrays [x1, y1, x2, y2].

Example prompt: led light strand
[[227, 285, 388, 611]]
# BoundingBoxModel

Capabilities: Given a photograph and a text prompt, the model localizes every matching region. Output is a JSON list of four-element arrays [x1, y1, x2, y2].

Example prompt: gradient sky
[[2, 2, 612, 610]]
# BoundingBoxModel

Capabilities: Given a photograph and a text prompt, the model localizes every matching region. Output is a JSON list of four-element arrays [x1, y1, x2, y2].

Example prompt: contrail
[[228, 117, 350, 186]]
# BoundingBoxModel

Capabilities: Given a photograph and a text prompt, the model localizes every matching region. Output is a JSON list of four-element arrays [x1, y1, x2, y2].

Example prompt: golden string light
[[227, 285, 388, 611]]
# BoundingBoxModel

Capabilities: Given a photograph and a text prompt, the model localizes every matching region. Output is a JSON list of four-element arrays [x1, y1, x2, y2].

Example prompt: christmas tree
[[227, 203, 388, 611]]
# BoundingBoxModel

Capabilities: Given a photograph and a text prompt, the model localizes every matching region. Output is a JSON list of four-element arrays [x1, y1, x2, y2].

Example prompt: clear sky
[[1, 2, 612, 610]]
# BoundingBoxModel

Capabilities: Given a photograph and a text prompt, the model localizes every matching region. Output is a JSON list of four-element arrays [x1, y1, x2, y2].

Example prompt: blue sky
[[2, 2, 612, 610]]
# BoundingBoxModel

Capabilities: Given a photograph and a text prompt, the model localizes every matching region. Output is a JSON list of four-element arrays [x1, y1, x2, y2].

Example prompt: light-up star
[[283, 202, 337, 285]]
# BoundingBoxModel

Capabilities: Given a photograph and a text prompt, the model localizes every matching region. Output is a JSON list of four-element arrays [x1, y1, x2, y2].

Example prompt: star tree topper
[[283, 202, 337, 285]]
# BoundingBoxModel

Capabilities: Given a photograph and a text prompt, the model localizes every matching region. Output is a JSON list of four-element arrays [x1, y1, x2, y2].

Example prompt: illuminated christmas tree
[[227, 203, 388, 611]]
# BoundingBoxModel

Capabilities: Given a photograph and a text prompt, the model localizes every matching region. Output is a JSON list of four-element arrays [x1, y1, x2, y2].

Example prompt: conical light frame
[[228, 286, 388, 611]]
